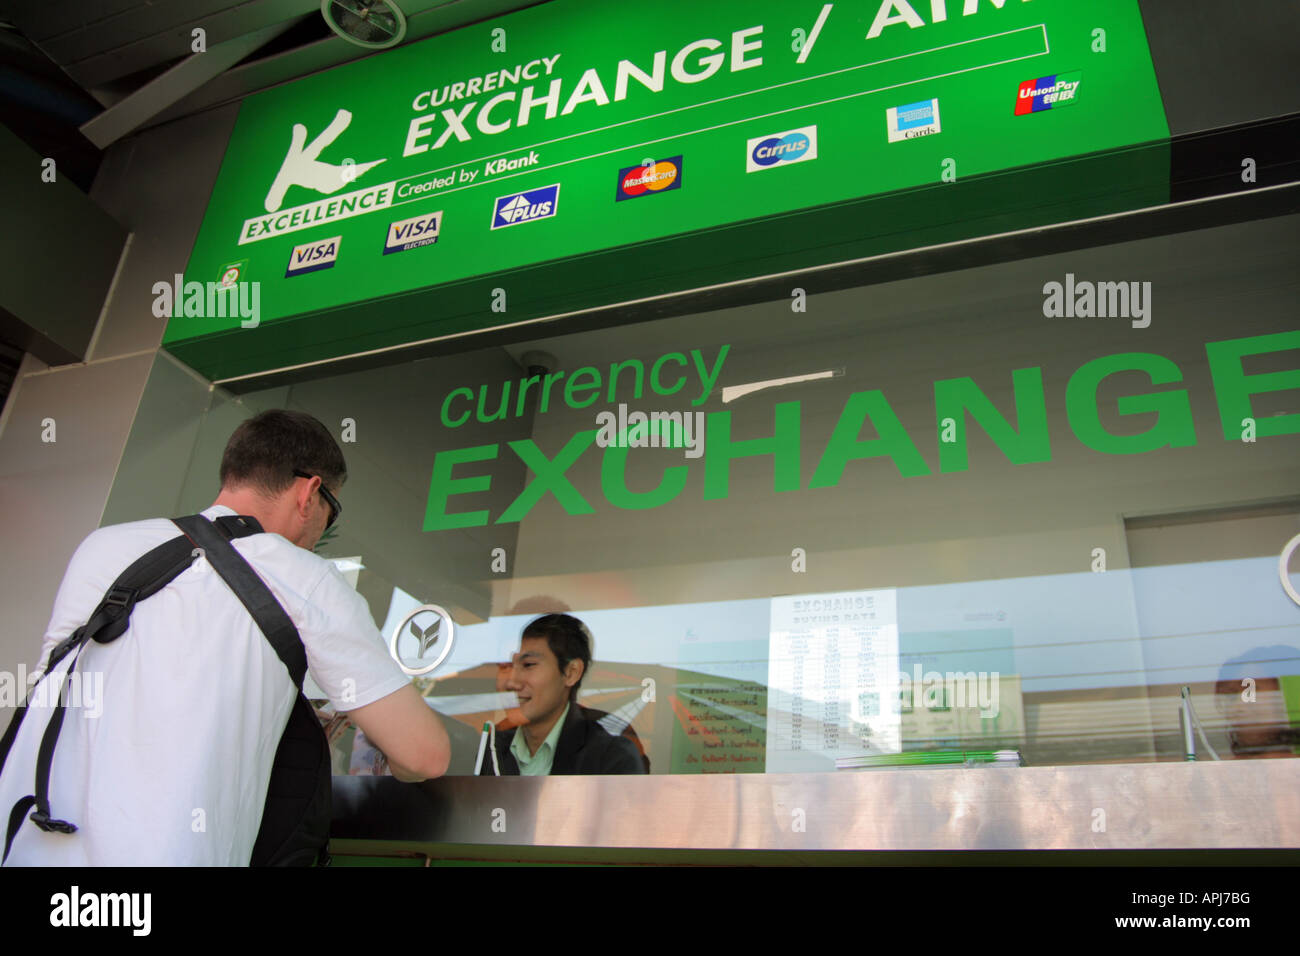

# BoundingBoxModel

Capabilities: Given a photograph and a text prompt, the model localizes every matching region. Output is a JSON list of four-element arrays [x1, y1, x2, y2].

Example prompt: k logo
[[390, 603, 456, 676], [410, 616, 440, 657], [263, 108, 386, 212], [1281, 533, 1300, 608]]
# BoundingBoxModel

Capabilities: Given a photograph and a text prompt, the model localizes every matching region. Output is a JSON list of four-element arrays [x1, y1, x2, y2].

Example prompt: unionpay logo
[[491, 185, 560, 229], [384, 211, 441, 254], [286, 236, 341, 276], [746, 126, 817, 172], [887, 99, 941, 142], [616, 157, 683, 201], [1015, 72, 1082, 114]]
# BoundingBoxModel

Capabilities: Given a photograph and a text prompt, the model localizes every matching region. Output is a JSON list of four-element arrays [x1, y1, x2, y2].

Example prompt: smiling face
[[507, 636, 582, 727]]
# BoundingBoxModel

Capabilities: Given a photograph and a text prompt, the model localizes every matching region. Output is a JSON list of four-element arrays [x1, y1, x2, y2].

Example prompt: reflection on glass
[[193, 217, 1297, 777], [472, 613, 649, 775]]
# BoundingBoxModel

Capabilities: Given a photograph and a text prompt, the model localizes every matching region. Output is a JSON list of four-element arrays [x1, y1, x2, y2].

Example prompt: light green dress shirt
[[510, 703, 570, 775]]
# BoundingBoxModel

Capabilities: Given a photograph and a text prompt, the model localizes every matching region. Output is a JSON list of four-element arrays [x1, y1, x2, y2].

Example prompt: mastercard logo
[[615, 156, 683, 201]]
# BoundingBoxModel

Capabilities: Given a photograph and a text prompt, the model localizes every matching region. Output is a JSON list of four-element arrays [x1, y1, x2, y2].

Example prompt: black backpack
[[0, 513, 331, 866]]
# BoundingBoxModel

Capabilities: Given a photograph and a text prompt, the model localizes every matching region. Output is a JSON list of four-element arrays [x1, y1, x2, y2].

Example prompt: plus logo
[[490, 184, 560, 229]]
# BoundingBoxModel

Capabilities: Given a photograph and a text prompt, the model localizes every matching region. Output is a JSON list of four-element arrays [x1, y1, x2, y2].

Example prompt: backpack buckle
[[30, 811, 78, 834], [103, 587, 137, 608]]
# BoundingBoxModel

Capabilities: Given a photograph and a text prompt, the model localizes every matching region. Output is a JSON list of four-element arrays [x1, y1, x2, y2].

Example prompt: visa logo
[[384, 212, 442, 255], [491, 184, 560, 230], [285, 236, 341, 276]]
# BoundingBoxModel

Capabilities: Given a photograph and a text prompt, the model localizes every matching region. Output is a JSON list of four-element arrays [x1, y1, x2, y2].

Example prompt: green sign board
[[165, 0, 1169, 380]]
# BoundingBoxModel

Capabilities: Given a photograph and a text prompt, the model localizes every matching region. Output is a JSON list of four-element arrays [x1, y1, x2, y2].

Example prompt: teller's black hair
[[522, 613, 593, 702]]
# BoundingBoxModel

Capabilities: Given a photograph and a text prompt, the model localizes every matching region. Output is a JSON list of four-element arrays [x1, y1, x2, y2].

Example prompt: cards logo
[[491, 185, 560, 229], [616, 157, 683, 201], [746, 126, 817, 172], [887, 99, 941, 142], [1015, 72, 1082, 114], [384, 211, 442, 254], [285, 236, 340, 276]]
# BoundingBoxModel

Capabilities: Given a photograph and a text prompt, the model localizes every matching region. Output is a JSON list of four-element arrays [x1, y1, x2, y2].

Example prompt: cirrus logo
[[746, 125, 818, 173]]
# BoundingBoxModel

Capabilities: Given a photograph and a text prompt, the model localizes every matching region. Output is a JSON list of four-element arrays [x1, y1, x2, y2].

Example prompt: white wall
[[0, 105, 239, 686]]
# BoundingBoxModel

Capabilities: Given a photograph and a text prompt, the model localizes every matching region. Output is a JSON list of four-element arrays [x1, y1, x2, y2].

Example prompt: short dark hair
[[219, 410, 347, 497], [522, 613, 592, 702]]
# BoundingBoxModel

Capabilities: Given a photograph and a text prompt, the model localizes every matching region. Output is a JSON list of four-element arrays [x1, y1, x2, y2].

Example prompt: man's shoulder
[[86, 511, 321, 570], [69, 516, 197, 577], [80, 514, 185, 548], [80, 510, 340, 611], [574, 705, 628, 740], [575, 704, 613, 728], [572, 705, 646, 772]]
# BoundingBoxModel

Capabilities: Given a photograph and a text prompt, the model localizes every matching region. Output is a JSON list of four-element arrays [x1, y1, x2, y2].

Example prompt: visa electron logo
[[264, 109, 385, 212], [491, 184, 560, 229], [746, 126, 817, 172], [1015, 72, 1082, 114], [384, 212, 442, 254], [616, 157, 683, 201], [887, 98, 941, 142], [286, 235, 341, 276]]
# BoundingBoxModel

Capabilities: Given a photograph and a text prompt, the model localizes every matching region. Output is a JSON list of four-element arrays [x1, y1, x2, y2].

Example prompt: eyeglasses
[[292, 469, 341, 530]]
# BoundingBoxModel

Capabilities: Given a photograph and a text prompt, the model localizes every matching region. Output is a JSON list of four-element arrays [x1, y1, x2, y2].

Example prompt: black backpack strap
[[211, 513, 265, 541], [172, 515, 307, 689], [172, 516, 331, 867], [2, 525, 202, 863], [27, 643, 90, 839], [3, 512, 328, 867]]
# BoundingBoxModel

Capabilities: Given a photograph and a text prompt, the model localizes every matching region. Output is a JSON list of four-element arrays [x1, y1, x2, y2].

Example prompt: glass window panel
[[164, 212, 1300, 775]]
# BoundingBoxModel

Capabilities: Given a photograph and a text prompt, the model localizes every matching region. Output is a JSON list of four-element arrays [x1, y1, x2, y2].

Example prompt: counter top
[[330, 759, 1300, 859]]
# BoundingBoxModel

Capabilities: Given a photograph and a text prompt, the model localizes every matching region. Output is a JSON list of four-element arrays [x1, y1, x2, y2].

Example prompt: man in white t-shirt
[[0, 409, 450, 865]]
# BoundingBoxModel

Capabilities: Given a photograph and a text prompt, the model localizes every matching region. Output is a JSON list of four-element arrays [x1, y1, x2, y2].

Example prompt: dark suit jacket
[[478, 703, 648, 775]]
